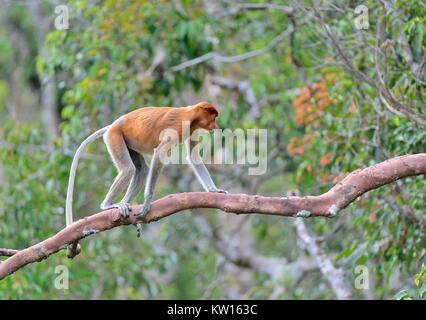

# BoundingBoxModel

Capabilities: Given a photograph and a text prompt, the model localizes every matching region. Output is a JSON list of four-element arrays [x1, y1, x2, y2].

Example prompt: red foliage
[[292, 81, 331, 127]]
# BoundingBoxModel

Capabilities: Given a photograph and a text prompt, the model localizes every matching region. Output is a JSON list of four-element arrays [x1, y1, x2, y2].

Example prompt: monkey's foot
[[135, 222, 143, 238], [102, 202, 132, 218], [66, 242, 81, 259], [134, 203, 151, 217], [209, 188, 228, 194]]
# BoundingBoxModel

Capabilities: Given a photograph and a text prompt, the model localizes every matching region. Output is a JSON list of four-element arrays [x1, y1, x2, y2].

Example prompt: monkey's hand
[[209, 188, 228, 194]]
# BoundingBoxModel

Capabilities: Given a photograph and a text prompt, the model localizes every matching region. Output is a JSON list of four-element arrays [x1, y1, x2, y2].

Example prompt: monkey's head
[[190, 101, 220, 131]]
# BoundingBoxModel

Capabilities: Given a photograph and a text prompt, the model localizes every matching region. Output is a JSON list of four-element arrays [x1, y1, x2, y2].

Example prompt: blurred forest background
[[0, 0, 425, 299]]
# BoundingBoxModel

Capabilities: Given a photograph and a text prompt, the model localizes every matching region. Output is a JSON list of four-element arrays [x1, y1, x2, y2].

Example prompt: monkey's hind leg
[[122, 151, 149, 237], [134, 147, 164, 217], [100, 127, 135, 218], [121, 150, 149, 204]]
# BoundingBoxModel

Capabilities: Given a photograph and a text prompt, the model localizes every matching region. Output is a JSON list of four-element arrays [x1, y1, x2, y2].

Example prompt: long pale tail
[[65, 126, 110, 227]]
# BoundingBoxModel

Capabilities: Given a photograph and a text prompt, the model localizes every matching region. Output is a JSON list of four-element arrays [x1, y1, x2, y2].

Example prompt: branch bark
[[0, 154, 425, 279]]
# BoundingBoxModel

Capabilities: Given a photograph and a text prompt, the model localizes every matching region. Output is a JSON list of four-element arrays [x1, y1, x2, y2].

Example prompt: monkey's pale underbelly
[[124, 136, 155, 155]]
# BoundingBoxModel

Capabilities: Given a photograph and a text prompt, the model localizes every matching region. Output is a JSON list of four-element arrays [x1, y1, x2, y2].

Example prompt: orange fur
[[110, 102, 219, 155]]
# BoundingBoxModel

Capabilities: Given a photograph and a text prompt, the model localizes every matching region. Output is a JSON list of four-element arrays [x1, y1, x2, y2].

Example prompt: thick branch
[[0, 154, 425, 279]]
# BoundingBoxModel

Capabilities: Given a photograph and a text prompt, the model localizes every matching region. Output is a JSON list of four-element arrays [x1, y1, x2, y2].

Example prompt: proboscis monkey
[[65, 102, 227, 257]]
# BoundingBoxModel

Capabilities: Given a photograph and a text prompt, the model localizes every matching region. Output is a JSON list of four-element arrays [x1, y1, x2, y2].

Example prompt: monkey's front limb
[[190, 162, 228, 193], [193, 164, 228, 193], [134, 148, 164, 217], [185, 139, 228, 194], [209, 187, 228, 194]]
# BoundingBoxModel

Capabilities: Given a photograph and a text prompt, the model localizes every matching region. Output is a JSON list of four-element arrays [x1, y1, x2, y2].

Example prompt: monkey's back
[[115, 106, 186, 155]]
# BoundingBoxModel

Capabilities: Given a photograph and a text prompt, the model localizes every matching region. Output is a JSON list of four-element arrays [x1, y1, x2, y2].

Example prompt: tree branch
[[193, 211, 317, 282], [294, 219, 351, 299], [212, 2, 294, 18], [0, 248, 19, 258], [170, 27, 293, 72], [210, 76, 261, 120], [310, 1, 426, 127], [0, 154, 425, 279]]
